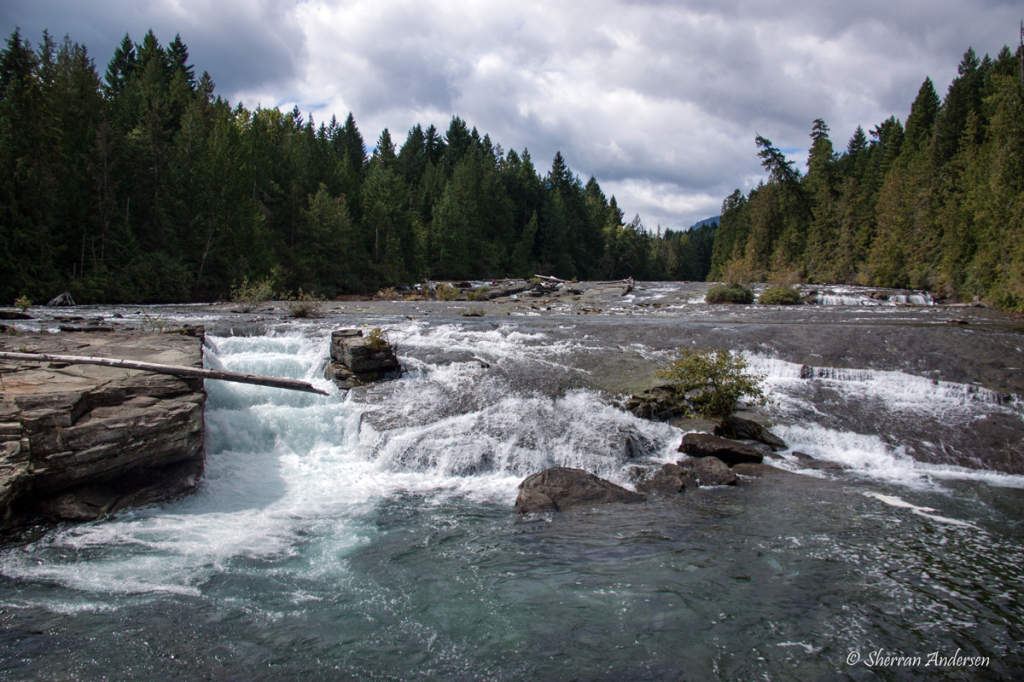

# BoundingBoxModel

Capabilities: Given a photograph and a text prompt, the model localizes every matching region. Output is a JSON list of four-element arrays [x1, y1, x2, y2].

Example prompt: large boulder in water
[[324, 329, 401, 389], [515, 467, 646, 514], [713, 415, 787, 451], [679, 433, 764, 466]]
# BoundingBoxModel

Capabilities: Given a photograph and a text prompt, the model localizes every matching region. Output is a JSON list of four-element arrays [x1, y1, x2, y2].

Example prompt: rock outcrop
[[635, 462, 696, 495], [693, 456, 737, 486], [0, 331, 206, 529], [713, 415, 787, 451], [679, 433, 764, 466], [515, 467, 646, 513], [324, 329, 401, 389], [624, 381, 689, 421], [790, 451, 847, 470]]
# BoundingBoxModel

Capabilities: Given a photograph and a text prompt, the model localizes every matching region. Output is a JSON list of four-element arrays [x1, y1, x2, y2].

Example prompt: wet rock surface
[[714, 415, 787, 450], [693, 456, 737, 486], [679, 433, 765, 466], [324, 328, 401, 389], [0, 332, 205, 529], [635, 462, 697, 495], [515, 467, 646, 513], [624, 380, 689, 420]]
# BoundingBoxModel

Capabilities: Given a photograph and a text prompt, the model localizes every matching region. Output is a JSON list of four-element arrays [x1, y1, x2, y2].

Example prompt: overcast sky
[[2, 1, 1020, 230]]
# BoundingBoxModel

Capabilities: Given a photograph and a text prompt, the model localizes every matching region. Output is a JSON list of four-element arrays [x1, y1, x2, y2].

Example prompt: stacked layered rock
[[324, 329, 401, 389], [0, 331, 206, 528]]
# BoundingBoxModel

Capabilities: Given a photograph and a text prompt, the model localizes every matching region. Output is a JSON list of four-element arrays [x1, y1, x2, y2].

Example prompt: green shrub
[[705, 284, 754, 304], [436, 283, 460, 301], [655, 347, 770, 418], [758, 287, 802, 305], [13, 295, 31, 312], [231, 269, 279, 312], [286, 290, 325, 317], [361, 325, 391, 351], [466, 286, 490, 302]]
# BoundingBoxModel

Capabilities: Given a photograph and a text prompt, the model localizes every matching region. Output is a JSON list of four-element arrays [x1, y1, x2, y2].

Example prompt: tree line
[[710, 42, 1024, 310], [0, 29, 715, 304]]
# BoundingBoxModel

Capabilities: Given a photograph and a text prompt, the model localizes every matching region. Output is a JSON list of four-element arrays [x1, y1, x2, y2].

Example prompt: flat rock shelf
[[0, 331, 206, 528]]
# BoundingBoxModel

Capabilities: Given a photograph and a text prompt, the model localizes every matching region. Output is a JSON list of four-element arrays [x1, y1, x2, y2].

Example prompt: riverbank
[[0, 331, 205, 530]]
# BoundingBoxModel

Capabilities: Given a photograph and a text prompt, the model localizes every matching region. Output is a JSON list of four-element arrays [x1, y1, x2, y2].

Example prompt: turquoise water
[[2, 315, 1024, 680]]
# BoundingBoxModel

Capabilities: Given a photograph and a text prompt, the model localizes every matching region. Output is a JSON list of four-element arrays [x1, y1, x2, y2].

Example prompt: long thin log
[[534, 274, 569, 283], [0, 351, 330, 396]]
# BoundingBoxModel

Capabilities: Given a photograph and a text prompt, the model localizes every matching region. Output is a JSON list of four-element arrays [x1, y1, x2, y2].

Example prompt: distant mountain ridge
[[689, 216, 720, 230]]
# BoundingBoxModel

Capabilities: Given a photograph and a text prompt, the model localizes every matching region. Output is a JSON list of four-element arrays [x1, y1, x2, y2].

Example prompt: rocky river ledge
[[0, 331, 206, 529]]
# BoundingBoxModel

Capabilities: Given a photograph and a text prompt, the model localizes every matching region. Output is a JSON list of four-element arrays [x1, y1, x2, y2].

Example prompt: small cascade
[[815, 293, 884, 306], [812, 288, 935, 306], [888, 292, 935, 305]]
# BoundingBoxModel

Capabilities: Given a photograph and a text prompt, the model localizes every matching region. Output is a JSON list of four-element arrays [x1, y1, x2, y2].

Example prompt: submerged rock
[[714, 415, 787, 451], [515, 467, 646, 513], [679, 433, 764, 466], [790, 451, 847, 471], [324, 328, 401, 389]]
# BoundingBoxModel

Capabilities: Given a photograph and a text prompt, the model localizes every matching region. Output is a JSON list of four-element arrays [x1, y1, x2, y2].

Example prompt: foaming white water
[[816, 294, 885, 306], [1, 328, 684, 596], [865, 493, 979, 527], [811, 286, 934, 306], [775, 423, 1024, 489], [391, 320, 606, 372], [0, 333, 371, 596], [889, 293, 935, 306], [746, 354, 1020, 414], [742, 353, 1024, 488], [363, 387, 678, 487]]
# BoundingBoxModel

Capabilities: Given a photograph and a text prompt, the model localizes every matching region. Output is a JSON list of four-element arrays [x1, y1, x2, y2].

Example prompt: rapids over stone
[[1, 282, 1023, 680]]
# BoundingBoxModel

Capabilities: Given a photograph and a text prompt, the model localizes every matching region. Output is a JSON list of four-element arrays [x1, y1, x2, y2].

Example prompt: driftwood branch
[[0, 351, 330, 396]]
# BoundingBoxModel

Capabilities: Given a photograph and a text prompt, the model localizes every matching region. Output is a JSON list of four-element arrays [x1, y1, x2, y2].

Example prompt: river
[[1, 282, 1023, 680]]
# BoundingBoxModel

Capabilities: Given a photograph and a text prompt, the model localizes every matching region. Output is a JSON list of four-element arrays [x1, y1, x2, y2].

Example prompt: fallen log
[[0, 351, 330, 396]]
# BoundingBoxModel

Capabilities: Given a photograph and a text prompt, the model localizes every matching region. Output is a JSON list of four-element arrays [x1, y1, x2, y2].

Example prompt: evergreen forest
[[0, 29, 714, 304], [710, 44, 1024, 310], [1, 29, 1022, 311]]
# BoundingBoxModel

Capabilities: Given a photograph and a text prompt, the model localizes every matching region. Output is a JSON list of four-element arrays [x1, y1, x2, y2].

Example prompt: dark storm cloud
[[2, 0, 1020, 229]]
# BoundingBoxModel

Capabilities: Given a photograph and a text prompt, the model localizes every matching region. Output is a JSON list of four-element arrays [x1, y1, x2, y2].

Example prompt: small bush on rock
[[286, 290, 325, 317], [231, 269, 279, 312], [466, 286, 490, 302], [436, 283, 460, 301], [361, 325, 391, 351], [758, 287, 802, 305], [706, 284, 754, 304], [656, 347, 769, 418]]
